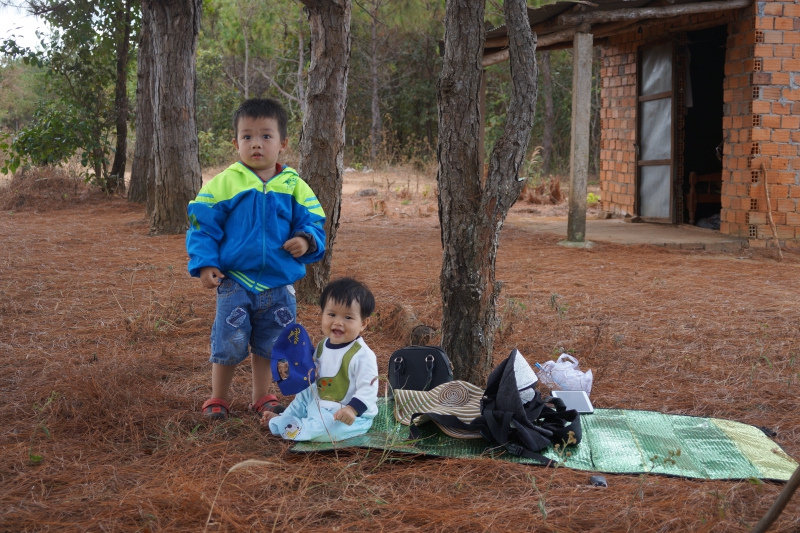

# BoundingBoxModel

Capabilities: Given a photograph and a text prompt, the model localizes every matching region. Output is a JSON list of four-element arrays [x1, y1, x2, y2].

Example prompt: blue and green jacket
[[186, 163, 326, 293]]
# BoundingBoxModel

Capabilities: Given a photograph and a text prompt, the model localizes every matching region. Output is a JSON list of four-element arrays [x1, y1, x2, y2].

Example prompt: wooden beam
[[558, 0, 750, 26], [567, 31, 593, 243], [483, 28, 579, 67]]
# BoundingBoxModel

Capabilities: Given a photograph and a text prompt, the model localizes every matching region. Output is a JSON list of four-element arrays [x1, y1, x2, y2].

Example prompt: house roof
[[484, 0, 749, 56]]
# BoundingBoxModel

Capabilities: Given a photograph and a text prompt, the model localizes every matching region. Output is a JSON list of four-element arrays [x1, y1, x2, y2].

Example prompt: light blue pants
[[268, 387, 374, 442]]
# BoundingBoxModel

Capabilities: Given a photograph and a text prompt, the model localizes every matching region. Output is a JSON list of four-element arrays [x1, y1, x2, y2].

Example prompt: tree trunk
[[294, 0, 352, 302], [146, 0, 203, 235], [540, 50, 554, 175], [108, 0, 132, 194], [129, 4, 151, 204], [128, 1, 154, 207], [438, 0, 537, 385], [369, 7, 381, 164]]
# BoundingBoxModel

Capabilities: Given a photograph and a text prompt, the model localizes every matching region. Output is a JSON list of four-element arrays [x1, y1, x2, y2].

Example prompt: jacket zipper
[[254, 167, 285, 291]]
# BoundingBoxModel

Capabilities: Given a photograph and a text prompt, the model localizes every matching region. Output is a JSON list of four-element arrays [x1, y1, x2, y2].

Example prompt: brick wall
[[720, 1, 800, 246], [599, 34, 637, 216], [598, 6, 800, 237]]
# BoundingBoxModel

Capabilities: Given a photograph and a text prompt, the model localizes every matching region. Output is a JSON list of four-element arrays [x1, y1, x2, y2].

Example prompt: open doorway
[[682, 25, 727, 228]]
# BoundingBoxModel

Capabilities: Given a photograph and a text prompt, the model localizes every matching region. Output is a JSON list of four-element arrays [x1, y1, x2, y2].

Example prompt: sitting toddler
[[261, 277, 378, 442]]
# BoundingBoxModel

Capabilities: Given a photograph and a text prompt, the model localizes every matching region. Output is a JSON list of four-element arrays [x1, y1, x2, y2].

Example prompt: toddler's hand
[[334, 406, 357, 426], [282, 236, 310, 258], [260, 410, 279, 427], [200, 267, 225, 289]]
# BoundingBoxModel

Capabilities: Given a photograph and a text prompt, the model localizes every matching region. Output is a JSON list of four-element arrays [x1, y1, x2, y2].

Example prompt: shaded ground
[[1, 170, 799, 532]]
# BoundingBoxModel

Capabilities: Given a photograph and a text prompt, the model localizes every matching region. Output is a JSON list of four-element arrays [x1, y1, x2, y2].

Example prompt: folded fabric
[[394, 380, 484, 439]]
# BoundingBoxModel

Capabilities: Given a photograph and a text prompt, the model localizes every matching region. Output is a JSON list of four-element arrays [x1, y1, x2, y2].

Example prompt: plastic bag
[[536, 354, 593, 395]]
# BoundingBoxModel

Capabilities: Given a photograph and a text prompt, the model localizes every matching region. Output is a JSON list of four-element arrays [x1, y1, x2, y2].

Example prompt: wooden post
[[567, 31, 593, 243]]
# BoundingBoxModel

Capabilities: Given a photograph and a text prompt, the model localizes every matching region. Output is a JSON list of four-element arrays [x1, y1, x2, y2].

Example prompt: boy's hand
[[334, 406, 357, 426], [200, 267, 225, 289], [260, 410, 280, 427], [282, 236, 310, 258]]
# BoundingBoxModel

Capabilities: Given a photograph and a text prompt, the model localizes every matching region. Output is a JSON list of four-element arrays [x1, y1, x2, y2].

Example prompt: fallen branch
[[761, 162, 783, 261], [750, 464, 800, 533]]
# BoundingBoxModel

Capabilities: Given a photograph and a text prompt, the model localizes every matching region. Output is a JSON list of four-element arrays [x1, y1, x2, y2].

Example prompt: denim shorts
[[210, 278, 297, 365]]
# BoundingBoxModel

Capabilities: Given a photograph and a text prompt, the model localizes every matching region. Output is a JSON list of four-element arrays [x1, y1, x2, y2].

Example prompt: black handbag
[[388, 345, 453, 392]]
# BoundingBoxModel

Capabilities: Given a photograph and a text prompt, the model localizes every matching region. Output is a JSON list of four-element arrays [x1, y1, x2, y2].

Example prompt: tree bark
[[146, 0, 203, 235], [369, 4, 381, 164], [294, 0, 352, 302], [540, 50, 554, 175], [108, 0, 132, 194], [128, 1, 154, 207], [438, 0, 537, 384]]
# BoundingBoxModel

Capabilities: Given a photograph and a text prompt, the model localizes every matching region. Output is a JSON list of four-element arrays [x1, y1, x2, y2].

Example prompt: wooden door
[[636, 41, 675, 221]]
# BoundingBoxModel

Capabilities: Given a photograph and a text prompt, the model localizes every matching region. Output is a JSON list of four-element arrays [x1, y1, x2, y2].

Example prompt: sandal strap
[[250, 394, 280, 414], [202, 398, 230, 411]]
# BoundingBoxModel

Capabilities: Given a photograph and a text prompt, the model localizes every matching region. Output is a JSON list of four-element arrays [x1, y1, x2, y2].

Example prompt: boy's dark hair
[[320, 277, 375, 319], [232, 98, 288, 140]]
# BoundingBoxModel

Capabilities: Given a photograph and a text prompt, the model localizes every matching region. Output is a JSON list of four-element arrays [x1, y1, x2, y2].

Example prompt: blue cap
[[270, 323, 316, 395]]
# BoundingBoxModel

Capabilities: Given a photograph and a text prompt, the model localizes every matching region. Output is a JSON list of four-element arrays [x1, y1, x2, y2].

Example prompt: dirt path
[[1, 176, 799, 532]]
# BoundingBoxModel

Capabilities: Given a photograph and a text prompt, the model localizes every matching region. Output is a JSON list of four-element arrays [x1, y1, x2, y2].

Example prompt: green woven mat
[[291, 399, 798, 481]]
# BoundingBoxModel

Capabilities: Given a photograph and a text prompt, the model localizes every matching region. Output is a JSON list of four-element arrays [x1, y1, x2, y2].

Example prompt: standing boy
[[186, 98, 326, 419]]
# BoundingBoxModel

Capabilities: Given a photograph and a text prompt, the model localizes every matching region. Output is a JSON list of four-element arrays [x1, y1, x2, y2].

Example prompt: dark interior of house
[[682, 24, 727, 226]]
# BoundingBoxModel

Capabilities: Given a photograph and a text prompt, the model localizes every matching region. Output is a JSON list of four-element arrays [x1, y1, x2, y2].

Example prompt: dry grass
[[0, 165, 110, 212], [1, 172, 799, 531]]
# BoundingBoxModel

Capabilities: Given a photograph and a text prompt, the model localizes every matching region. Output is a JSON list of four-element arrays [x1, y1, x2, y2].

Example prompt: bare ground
[[1, 169, 799, 532]]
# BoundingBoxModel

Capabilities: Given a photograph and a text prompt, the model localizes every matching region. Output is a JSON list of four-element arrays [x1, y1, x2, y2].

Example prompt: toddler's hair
[[320, 277, 375, 319], [232, 98, 288, 140]]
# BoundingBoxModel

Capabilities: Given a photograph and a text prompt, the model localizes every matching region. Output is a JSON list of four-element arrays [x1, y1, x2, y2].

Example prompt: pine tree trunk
[[438, 0, 537, 385], [369, 9, 381, 164], [146, 0, 203, 235], [540, 50, 555, 175], [294, 0, 352, 302], [108, 0, 132, 194], [129, 2, 154, 208]]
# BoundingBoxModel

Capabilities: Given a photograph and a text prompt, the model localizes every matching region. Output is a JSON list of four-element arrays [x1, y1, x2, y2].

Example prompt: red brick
[[777, 172, 797, 185], [787, 212, 800, 226], [774, 44, 793, 57], [783, 88, 800, 101], [752, 128, 771, 140], [763, 58, 782, 71], [784, 59, 800, 71], [752, 101, 772, 113], [772, 157, 790, 169], [785, 3, 800, 17], [777, 199, 795, 212], [782, 116, 800, 128], [763, 3, 783, 16], [762, 87, 781, 100], [774, 102, 791, 114], [753, 43, 775, 57], [749, 212, 767, 224], [762, 115, 781, 128], [761, 143, 779, 155], [771, 72, 791, 84], [755, 17, 775, 30], [790, 186, 800, 198], [774, 17, 795, 31], [775, 225, 795, 239], [779, 144, 798, 157], [772, 129, 790, 142], [772, 185, 790, 198]]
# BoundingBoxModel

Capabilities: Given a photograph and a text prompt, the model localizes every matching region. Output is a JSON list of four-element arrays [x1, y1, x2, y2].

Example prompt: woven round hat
[[393, 381, 484, 439]]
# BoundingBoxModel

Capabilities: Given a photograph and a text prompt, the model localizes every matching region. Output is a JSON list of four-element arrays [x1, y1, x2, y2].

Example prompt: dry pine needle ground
[[0, 172, 799, 532]]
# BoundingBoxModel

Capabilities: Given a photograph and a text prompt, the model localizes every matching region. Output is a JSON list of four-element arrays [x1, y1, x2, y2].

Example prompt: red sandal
[[248, 394, 285, 417], [202, 398, 230, 420]]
